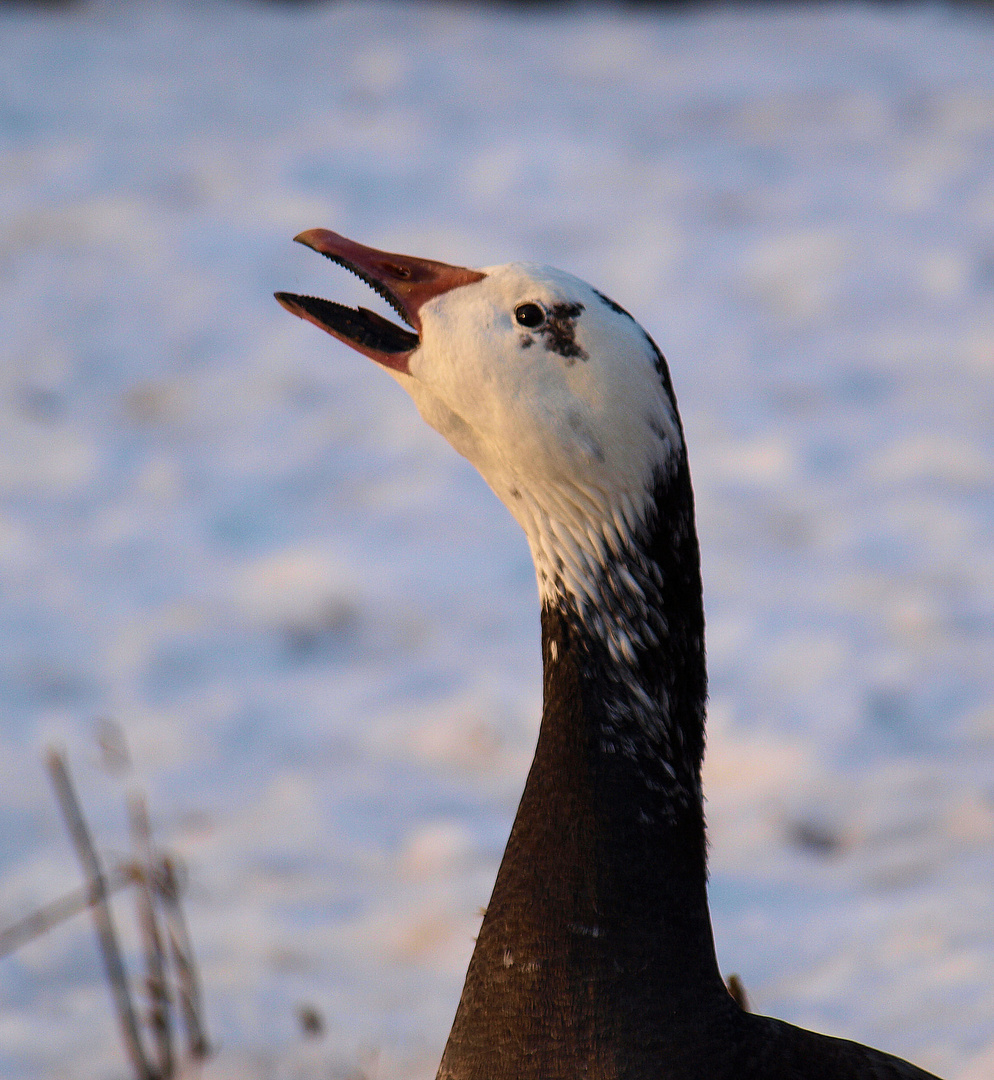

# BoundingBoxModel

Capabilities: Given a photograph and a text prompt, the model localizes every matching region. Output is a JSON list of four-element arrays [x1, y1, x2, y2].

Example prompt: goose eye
[[515, 303, 545, 329]]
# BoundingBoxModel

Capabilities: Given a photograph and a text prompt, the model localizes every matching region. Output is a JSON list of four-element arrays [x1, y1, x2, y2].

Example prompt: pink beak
[[275, 229, 485, 374]]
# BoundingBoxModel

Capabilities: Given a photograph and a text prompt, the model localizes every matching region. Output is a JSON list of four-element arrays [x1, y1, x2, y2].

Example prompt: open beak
[[275, 229, 485, 374]]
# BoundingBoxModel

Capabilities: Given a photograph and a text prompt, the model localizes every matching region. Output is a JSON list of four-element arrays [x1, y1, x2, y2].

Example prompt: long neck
[[437, 457, 732, 1080]]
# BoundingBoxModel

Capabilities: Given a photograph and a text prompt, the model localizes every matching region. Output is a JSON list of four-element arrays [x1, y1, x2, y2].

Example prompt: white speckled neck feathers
[[518, 465, 672, 666], [537, 456, 707, 816]]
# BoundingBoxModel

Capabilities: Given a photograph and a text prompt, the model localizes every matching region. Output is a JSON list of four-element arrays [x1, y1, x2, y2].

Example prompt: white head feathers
[[395, 263, 683, 623]]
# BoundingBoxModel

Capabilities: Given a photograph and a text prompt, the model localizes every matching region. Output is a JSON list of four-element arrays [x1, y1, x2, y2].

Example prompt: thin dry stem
[[46, 749, 158, 1080], [130, 793, 174, 1078], [157, 856, 209, 1060], [0, 863, 136, 958]]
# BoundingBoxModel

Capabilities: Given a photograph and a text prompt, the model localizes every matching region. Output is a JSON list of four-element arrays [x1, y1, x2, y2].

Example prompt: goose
[[276, 230, 941, 1080]]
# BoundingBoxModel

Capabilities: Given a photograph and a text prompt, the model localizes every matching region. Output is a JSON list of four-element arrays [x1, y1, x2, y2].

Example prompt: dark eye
[[515, 303, 545, 329]]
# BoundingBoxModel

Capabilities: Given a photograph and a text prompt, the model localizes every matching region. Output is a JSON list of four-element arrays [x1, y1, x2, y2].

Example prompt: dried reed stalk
[[0, 863, 136, 958], [130, 793, 173, 1078], [46, 749, 158, 1080], [157, 855, 209, 1060]]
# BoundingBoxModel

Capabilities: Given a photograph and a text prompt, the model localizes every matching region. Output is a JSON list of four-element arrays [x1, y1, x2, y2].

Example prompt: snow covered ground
[[1, 1, 992, 1077]]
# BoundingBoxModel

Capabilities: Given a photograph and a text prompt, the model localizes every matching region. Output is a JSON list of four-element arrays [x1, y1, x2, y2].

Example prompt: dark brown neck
[[437, 460, 732, 1080]]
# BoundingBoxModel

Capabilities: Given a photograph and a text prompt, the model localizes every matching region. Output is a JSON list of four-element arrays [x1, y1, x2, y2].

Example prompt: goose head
[[277, 231, 685, 628]]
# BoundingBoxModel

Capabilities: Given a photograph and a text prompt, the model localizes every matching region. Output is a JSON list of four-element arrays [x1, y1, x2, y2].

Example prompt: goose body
[[277, 231, 941, 1080]]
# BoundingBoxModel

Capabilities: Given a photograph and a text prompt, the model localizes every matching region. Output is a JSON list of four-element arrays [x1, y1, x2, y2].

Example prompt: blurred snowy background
[[1, 1, 993, 1078]]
